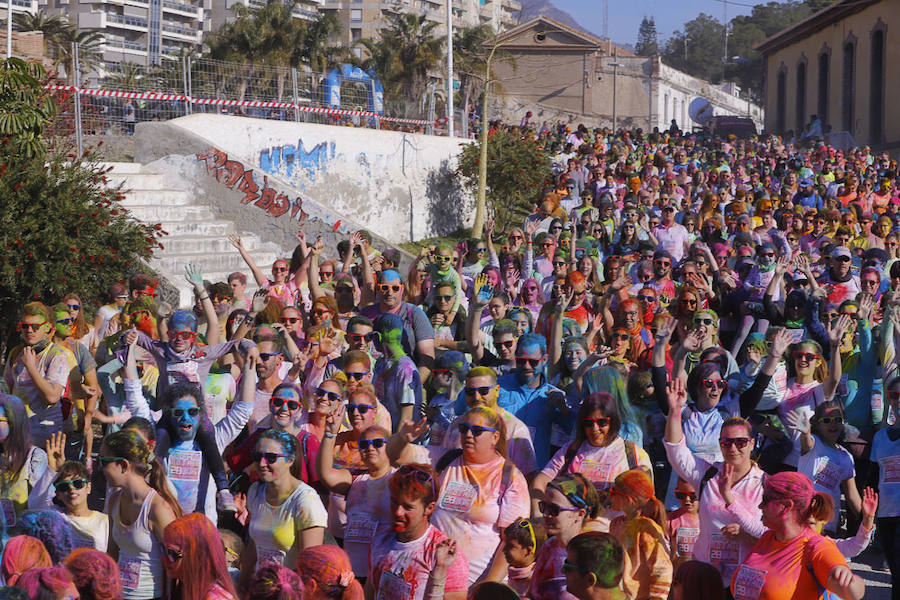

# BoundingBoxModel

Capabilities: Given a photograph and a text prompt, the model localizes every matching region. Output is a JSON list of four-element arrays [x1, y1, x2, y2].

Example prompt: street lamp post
[[445, 0, 454, 137]]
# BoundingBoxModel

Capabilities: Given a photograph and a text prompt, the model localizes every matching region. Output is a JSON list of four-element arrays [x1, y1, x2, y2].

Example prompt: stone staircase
[[103, 162, 282, 308]]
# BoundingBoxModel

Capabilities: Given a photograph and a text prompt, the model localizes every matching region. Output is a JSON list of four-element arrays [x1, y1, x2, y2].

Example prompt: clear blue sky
[[557, 0, 778, 46]]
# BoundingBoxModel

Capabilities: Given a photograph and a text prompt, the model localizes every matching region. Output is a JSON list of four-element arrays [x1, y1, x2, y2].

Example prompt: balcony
[[161, 23, 201, 41], [104, 38, 149, 56], [106, 13, 150, 30], [292, 6, 319, 19], [162, 0, 201, 16]]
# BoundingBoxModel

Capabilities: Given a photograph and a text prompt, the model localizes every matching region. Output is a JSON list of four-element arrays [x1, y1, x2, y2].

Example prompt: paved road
[[851, 547, 890, 599]]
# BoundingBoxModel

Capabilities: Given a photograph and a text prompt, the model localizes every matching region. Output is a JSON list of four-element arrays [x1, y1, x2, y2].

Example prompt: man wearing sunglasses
[[361, 269, 435, 383], [820, 246, 860, 305], [652, 201, 691, 264], [372, 313, 422, 431], [4, 302, 74, 448]]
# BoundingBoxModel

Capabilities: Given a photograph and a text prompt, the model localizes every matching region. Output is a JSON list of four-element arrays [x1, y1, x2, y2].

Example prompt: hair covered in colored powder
[[1, 536, 51, 586], [163, 513, 236, 600], [248, 564, 305, 600], [295, 545, 364, 600], [64, 548, 121, 600], [13, 566, 74, 600], [388, 463, 439, 506], [566, 532, 625, 589], [17, 510, 75, 564]]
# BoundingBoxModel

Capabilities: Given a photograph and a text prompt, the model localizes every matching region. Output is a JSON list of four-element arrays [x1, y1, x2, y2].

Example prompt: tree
[[0, 58, 164, 355], [12, 12, 70, 63], [455, 129, 551, 233], [453, 26, 493, 132], [661, 14, 724, 83], [635, 16, 659, 56]]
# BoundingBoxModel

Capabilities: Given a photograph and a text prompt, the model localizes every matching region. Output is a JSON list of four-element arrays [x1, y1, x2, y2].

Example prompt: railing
[[106, 13, 149, 28], [104, 39, 149, 52], [162, 23, 201, 38], [162, 0, 200, 14]]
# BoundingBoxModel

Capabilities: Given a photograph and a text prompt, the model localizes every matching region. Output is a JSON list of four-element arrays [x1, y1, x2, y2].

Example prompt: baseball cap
[[831, 246, 852, 259]]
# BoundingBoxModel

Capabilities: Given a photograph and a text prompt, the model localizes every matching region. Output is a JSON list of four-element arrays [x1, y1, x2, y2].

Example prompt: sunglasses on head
[[674, 490, 697, 501], [516, 518, 536, 550], [251, 451, 290, 464], [719, 437, 752, 449], [357, 437, 387, 451], [397, 464, 436, 499], [271, 396, 301, 411], [378, 284, 402, 293], [538, 500, 581, 517], [582, 416, 610, 429], [171, 408, 200, 418], [54, 478, 89, 493], [315, 387, 341, 402], [702, 378, 727, 390], [457, 423, 497, 437], [345, 371, 370, 381], [347, 403, 374, 414]]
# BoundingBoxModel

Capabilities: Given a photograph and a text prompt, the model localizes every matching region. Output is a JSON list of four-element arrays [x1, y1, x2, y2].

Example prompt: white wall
[[168, 114, 474, 243]]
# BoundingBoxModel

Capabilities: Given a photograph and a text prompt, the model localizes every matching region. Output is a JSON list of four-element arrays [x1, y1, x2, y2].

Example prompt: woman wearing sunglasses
[[318, 413, 410, 579], [391, 406, 529, 585], [100, 429, 182, 600], [366, 464, 468, 600], [227, 381, 328, 489], [664, 377, 765, 588], [241, 429, 327, 587], [526, 473, 600, 600], [61, 293, 93, 345], [533, 393, 650, 522], [162, 513, 236, 600]]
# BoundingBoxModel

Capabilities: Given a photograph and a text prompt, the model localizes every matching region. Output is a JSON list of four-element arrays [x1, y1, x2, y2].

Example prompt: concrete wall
[[761, 2, 898, 149], [136, 114, 474, 245]]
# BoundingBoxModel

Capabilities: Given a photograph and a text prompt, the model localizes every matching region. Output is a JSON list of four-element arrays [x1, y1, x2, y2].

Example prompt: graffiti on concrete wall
[[258, 140, 336, 181], [196, 148, 308, 221]]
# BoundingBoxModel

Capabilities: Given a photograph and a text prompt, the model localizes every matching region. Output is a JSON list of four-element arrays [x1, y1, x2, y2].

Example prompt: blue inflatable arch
[[324, 64, 384, 114]]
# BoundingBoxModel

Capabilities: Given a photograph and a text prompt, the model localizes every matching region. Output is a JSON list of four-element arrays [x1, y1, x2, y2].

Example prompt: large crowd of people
[[2, 118, 899, 600]]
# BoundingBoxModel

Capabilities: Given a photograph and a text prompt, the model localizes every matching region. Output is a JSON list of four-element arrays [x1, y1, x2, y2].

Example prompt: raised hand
[[655, 316, 677, 344], [718, 462, 735, 505], [504, 268, 521, 290], [349, 231, 363, 251], [485, 219, 495, 239], [681, 329, 703, 353], [827, 313, 852, 346], [185, 264, 205, 290], [556, 289, 574, 314], [227, 234, 243, 250], [433, 538, 459, 572], [325, 403, 345, 436], [251, 288, 269, 314], [398, 417, 429, 443], [775, 254, 791, 275], [785, 409, 811, 435], [767, 327, 795, 359], [295, 229, 306, 246], [524, 219, 539, 239], [857, 293, 875, 322], [861, 487, 878, 521], [472, 274, 490, 306], [666, 377, 688, 414], [45, 431, 67, 473]]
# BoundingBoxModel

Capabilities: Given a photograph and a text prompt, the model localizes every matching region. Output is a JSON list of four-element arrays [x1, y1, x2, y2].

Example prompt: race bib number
[[345, 514, 378, 543], [256, 547, 285, 567], [883, 456, 900, 483], [169, 450, 203, 481], [168, 361, 201, 385], [119, 559, 142, 590], [675, 527, 700, 557], [377, 570, 412, 600], [0, 499, 16, 528], [733, 565, 767, 600], [709, 533, 741, 581], [439, 481, 478, 513], [813, 458, 843, 490], [579, 459, 613, 488]]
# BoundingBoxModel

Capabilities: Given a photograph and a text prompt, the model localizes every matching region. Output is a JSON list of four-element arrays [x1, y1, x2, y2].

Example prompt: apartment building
[[208, 0, 324, 32], [320, 0, 520, 53], [41, 0, 204, 67]]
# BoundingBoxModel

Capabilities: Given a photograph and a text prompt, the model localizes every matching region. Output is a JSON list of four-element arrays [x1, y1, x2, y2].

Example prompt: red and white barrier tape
[[45, 85, 435, 126]]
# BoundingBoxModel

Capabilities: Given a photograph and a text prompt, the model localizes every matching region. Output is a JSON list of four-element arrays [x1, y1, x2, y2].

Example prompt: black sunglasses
[[315, 387, 342, 402], [464, 386, 493, 397], [171, 408, 200, 418], [457, 423, 497, 437], [54, 478, 89, 493], [271, 396, 301, 411], [347, 403, 374, 415]]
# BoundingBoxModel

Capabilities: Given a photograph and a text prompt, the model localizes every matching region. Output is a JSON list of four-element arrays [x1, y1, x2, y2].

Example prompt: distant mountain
[[514, 0, 603, 39]]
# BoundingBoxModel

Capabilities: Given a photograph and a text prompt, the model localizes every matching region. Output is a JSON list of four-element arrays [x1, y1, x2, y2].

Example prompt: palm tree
[[12, 12, 71, 63], [53, 28, 105, 85], [453, 25, 492, 130], [103, 62, 146, 90]]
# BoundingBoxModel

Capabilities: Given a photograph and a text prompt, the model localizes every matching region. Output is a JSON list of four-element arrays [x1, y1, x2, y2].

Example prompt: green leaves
[[456, 130, 551, 233]]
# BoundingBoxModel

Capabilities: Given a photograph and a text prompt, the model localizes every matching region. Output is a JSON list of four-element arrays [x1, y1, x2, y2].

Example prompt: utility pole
[[445, 0, 454, 137], [6, 1, 12, 59], [722, 0, 728, 82], [611, 48, 622, 133]]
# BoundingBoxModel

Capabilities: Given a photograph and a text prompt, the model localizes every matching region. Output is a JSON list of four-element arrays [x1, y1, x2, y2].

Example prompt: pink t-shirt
[[666, 509, 701, 567], [368, 525, 469, 600], [540, 438, 652, 492], [525, 536, 577, 600], [344, 469, 395, 577], [428, 450, 530, 584]]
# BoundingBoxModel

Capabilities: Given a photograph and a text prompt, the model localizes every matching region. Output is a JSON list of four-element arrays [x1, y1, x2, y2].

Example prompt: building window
[[795, 59, 806, 132], [664, 93, 668, 123], [869, 26, 884, 145], [350, 8, 362, 21], [841, 37, 855, 132], [351, 27, 361, 41], [776, 67, 786, 134], [817, 49, 829, 128]]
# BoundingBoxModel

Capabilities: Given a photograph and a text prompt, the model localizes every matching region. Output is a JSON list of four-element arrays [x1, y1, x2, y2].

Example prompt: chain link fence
[[53, 45, 449, 148]]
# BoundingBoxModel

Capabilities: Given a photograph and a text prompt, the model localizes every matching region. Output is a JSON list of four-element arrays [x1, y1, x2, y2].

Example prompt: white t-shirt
[[64, 510, 109, 552], [247, 480, 328, 569], [797, 437, 854, 532], [540, 437, 651, 492]]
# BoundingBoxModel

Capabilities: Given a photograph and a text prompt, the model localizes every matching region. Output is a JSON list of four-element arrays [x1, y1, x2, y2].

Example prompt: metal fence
[[51, 45, 449, 149]]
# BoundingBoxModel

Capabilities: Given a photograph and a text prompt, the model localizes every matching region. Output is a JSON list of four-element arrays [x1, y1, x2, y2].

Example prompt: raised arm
[[291, 229, 311, 290], [307, 236, 326, 301], [739, 327, 793, 416], [824, 314, 851, 400], [466, 275, 491, 364], [228, 235, 267, 287], [315, 404, 354, 495], [185, 264, 219, 346], [548, 290, 574, 378]]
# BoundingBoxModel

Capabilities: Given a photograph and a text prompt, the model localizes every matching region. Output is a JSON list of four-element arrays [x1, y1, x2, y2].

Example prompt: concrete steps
[[103, 161, 284, 307]]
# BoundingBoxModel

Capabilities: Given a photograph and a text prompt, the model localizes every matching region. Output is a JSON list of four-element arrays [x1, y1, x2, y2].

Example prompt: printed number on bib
[[345, 514, 378, 543], [439, 481, 478, 513], [883, 456, 900, 483], [119, 559, 142, 590], [733, 565, 767, 600]]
